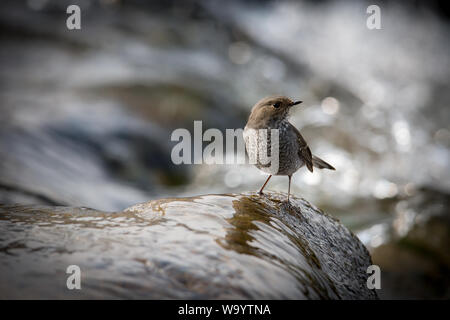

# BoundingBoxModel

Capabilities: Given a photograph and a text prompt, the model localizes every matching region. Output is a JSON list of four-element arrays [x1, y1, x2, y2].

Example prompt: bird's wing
[[291, 124, 314, 172]]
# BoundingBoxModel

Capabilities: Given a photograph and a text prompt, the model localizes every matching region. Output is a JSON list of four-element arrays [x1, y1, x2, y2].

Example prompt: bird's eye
[[273, 102, 281, 108]]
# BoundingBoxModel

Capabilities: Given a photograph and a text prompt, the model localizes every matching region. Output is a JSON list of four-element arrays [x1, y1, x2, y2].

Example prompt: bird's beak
[[291, 101, 303, 106]]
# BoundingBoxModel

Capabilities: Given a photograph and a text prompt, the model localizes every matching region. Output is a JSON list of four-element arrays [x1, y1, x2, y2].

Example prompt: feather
[[312, 155, 335, 170]]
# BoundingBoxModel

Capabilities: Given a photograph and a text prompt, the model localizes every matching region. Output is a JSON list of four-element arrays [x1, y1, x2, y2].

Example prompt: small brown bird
[[243, 96, 335, 202]]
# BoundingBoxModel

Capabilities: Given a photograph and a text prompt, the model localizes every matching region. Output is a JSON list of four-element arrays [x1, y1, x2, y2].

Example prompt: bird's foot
[[278, 200, 292, 211], [285, 197, 293, 206]]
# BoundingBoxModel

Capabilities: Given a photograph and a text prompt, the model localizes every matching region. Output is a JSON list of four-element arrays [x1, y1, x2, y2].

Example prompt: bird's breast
[[243, 122, 303, 175]]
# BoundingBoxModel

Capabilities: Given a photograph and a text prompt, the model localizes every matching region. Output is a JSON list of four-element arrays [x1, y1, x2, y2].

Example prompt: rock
[[0, 192, 377, 299]]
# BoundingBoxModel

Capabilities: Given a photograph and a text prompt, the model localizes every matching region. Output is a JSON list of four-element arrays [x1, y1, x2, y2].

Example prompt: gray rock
[[0, 192, 377, 299]]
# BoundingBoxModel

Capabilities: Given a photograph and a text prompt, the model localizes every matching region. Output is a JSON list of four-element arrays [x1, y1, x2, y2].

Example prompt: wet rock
[[0, 192, 377, 299]]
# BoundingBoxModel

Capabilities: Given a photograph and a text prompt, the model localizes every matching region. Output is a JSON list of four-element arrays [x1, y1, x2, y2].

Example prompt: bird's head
[[247, 96, 302, 127]]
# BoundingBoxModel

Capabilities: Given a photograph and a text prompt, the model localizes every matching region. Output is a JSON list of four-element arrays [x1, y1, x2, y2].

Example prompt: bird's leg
[[258, 175, 272, 195], [287, 175, 292, 202]]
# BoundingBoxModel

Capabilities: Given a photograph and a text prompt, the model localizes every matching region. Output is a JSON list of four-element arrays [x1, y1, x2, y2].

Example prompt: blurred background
[[0, 0, 449, 299]]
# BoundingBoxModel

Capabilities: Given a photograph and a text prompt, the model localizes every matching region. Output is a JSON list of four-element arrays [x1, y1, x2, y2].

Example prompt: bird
[[243, 95, 335, 202]]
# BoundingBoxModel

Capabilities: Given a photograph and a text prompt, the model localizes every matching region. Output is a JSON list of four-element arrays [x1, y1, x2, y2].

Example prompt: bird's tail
[[312, 155, 335, 170]]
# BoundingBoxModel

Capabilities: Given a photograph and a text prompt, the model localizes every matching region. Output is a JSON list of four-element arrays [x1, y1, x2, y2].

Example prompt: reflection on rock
[[0, 192, 377, 299]]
